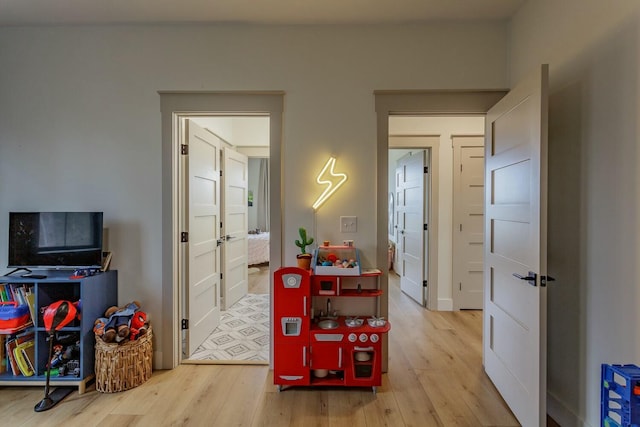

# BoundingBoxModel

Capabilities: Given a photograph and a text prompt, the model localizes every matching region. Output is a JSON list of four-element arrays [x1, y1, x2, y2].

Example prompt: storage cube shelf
[[0, 270, 117, 394]]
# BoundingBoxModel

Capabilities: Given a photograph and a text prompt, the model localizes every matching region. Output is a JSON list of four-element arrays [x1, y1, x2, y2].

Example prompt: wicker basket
[[95, 326, 153, 393]]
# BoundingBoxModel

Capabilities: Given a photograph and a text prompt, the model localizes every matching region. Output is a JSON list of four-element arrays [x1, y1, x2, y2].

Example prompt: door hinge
[[459, 282, 462, 291], [423, 280, 428, 287], [181, 232, 188, 243], [220, 273, 223, 280], [220, 170, 222, 177], [181, 144, 188, 155], [424, 166, 429, 173], [181, 319, 188, 330], [459, 224, 462, 232], [541, 275, 556, 287], [424, 224, 428, 231]]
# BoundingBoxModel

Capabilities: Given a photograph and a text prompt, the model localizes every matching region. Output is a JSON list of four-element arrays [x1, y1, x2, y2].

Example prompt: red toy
[[35, 300, 81, 412], [129, 311, 148, 340], [42, 300, 79, 332]]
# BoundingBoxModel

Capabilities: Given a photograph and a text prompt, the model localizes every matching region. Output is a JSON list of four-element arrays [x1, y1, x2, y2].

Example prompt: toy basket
[[94, 326, 153, 393]]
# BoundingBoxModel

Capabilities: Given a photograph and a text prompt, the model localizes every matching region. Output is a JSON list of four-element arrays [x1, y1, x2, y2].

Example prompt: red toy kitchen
[[274, 248, 390, 393]]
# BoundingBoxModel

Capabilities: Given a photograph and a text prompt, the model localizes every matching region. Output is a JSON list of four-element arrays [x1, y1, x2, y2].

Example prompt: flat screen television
[[8, 212, 103, 269]]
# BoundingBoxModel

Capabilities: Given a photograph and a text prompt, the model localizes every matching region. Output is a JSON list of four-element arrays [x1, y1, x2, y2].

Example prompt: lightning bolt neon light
[[312, 157, 348, 210]]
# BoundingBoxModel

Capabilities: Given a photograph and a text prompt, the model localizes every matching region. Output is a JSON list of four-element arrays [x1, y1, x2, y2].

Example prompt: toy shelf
[[0, 270, 117, 394]]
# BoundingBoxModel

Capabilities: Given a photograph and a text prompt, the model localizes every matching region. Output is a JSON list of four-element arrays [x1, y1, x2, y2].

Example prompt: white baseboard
[[548, 392, 591, 427], [438, 298, 453, 311], [154, 350, 163, 369]]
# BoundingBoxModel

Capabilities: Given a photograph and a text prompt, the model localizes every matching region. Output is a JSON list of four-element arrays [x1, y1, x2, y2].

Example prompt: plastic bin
[[601, 364, 640, 427]]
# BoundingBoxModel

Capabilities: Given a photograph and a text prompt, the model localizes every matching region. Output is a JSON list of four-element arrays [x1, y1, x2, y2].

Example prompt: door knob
[[512, 271, 537, 287]]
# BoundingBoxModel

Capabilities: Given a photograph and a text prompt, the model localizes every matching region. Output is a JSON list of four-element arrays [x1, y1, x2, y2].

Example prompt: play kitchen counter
[[274, 266, 390, 393]]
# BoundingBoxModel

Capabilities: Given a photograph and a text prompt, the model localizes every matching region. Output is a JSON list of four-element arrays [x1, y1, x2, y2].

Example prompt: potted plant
[[295, 227, 314, 270]]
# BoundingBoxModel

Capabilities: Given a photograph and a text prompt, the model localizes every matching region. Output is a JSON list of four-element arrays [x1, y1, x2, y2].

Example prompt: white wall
[[0, 23, 508, 367], [389, 117, 484, 310], [509, 1, 640, 425]]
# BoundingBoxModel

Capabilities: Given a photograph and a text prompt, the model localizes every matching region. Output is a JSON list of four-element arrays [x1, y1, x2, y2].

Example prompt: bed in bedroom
[[248, 231, 270, 266]]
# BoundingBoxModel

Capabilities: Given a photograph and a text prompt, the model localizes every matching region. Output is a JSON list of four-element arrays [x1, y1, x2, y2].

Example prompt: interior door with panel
[[222, 147, 249, 310], [483, 64, 549, 427], [185, 120, 222, 356], [396, 150, 427, 306], [453, 136, 485, 310], [394, 165, 404, 277]]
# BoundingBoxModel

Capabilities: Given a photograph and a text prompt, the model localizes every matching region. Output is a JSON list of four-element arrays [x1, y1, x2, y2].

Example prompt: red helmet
[[42, 300, 78, 332]]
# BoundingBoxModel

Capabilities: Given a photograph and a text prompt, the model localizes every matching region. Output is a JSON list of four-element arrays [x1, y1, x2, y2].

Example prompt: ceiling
[[0, 0, 524, 26]]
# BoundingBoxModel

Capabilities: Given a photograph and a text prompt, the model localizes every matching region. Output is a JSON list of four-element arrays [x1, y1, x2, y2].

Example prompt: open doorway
[[375, 78, 549, 425], [159, 91, 284, 370], [387, 116, 484, 312], [183, 115, 271, 364]]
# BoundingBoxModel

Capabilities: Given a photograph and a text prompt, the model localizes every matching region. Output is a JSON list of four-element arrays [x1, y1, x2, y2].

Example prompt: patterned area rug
[[190, 293, 269, 362]]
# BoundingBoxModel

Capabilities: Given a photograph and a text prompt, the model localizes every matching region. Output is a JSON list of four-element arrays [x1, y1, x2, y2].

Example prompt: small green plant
[[295, 227, 314, 254]]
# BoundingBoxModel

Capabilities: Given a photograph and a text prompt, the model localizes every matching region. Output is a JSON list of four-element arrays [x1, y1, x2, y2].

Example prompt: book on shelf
[[5, 336, 19, 375], [14, 340, 35, 376], [0, 283, 34, 306], [0, 335, 5, 374], [5, 330, 34, 376], [24, 292, 36, 326], [0, 284, 9, 302], [102, 251, 113, 272]]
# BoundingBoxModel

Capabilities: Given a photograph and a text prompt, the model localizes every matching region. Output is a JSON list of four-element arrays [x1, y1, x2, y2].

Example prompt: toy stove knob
[[370, 334, 379, 343], [359, 333, 368, 343], [348, 333, 357, 342]]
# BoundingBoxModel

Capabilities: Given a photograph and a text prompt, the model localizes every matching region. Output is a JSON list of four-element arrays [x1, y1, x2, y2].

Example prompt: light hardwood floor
[[1, 269, 521, 427]]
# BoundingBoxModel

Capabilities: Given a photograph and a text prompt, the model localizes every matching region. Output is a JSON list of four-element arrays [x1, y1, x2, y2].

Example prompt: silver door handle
[[513, 272, 537, 287]]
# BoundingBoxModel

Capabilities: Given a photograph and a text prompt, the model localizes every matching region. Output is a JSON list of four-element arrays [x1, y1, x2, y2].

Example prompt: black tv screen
[[8, 212, 103, 269]]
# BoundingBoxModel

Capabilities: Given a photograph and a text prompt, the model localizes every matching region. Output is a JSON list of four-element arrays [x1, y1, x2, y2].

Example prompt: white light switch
[[340, 216, 357, 233]]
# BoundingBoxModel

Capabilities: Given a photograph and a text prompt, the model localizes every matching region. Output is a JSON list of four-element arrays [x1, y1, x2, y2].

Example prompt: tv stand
[[0, 270, 118, 393], [5, 267, 32, 276]]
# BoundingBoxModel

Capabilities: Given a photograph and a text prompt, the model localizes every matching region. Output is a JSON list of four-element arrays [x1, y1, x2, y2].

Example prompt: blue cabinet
[[0, 270, 117, 393]]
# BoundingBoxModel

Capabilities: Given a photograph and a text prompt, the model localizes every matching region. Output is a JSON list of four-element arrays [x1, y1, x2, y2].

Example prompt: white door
[[396, 151, 427, 306], [222, 147, 249, 310], [453, 136, 485, 309], [185, 120, 222, 356], [394, 165, 404, 276], [484, 64, 549, 426]]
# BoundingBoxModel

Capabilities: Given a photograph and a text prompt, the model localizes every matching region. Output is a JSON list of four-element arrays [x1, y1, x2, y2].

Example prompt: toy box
[[0, 301, 31, 331], [0, 301, 31, 330], [312, 246, 361, 276]]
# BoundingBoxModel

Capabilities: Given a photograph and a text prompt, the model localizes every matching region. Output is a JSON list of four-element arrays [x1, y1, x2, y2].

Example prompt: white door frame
[[375, 90, 507, 373], [160, 92, 284, 369]]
